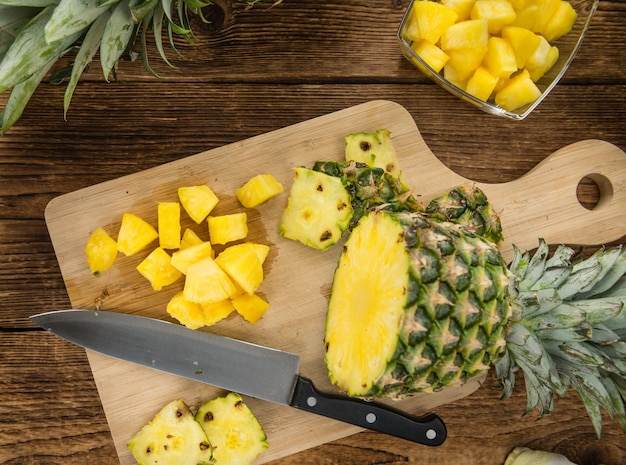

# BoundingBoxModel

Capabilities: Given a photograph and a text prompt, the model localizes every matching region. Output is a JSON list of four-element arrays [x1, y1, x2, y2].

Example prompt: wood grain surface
[[1, 0, 625, 464]]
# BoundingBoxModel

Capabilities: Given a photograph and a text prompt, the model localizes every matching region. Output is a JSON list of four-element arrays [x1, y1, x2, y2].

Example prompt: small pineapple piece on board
[[207, 212, 248, 245], [158, 202, 181, 250], [236, 174, 284, 208], [215, 243, 264, 295], [127, 399, 213, 465], [166, 291, 206, 329], [195, 393, 269, 465], [411, 0, 458, 44], [171, 242, 214, 275], [180, 228, 205, 250], [202, 299, 236, 326], [85, 227, 118, 275], [178, 185, 219, 224], [117, 213, 158, 256], [495, 69, 541, 111], [184, 257, 237, 304], [231, 293, 270, 324], [279, 167, 352, 251], [344, 129, 403, 179], [136, 247, 182, 291]]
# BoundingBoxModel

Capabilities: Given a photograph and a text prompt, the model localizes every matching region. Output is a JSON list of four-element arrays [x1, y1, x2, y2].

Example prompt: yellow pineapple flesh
[[215, 243, 264, 295], [171, 242, 214, 275], [183, 257, 237, 304], [178, 185, 219, 224], [208, 212, 248, 245], [85, 227, 118, 275], [236, 174, 284, 208], [180, 228, 205, 250], [116, 212, 158, 256], [231, 293, 270, 324], [136, 247, 182, 291], [202, 299, 236, 326], [166, 291, 207, 329], [158, 202, 181, 250]]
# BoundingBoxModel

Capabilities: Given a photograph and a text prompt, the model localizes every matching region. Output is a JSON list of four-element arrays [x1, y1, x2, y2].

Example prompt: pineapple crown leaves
[[0, 0, 275, 134], [497, 239, 626, 438]]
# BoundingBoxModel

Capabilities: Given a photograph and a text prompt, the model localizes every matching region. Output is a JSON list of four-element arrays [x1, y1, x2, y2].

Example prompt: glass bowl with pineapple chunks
[[397, 0, 599, 120]]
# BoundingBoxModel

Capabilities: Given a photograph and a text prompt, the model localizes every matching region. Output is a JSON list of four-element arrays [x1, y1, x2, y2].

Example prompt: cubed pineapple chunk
[[178, 185, 219, 224], [171, 242, 214, 275], [184, 257, 237, 304], [411, 0, 458, 44], [231, 293, 270, 324], [411, 39, 450, 73], [533, 0, 563, 34], [466, 66, 499, 101], [236, 174, 283, 209], [201, 299, 235, 326], [180, 228, 205, 250], [208, 212, 248, 245], [541, 0, 577, 41], [166, 291, 207, 329], [512, 4, 540, 30], [441, 19, 489, 50], [128, 399, 213, 465], [245, 242, 270, 264], [441, 0, 475, 21], [117, 212, 158, 256], [495, 69, 542, 111], [501, 26, 542, 68], [445, 46, 487, 80], [158, 202, 181, 250], [471, 0, 517, 34], [215, 243, 264, 295], [483, 36, 518, 78], [136, 247, 182, 291], [527, 44, 559, 81], [85, 227, 118, 275]]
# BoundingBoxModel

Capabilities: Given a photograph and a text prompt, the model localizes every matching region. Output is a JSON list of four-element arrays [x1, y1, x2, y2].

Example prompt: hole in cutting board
[[576, 174, 613, 210]]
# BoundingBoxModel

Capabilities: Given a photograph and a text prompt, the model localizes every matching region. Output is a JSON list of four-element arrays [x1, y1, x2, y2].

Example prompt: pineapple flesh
[[127, 399, 213, 465], [195, 393, 269, 465]]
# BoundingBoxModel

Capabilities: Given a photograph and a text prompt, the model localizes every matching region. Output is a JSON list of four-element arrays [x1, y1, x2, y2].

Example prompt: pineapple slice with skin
[[117, 212, 158, 256], [184, 256, 237, 304], [236, 174, 284, 208], [180, 228, 205, 250], [171, 242, 214, 275], [279, 167, 352, 251], [470, 0, 517, 34], [178, 185, 219, 224], [495, 69, 542, 110], [344, 129, 403, 180], [136, 247, 182, 291], [215, 243, 264, 295], [411, 39, 450, 74], [202, 299, 236, 326], [166, 291, 207, 329], [127, 399, 213, 465], [158, 202, 181, 250], [85, 227, 118, 275], [195, 393, 269, 465], [483, 36, 518, 78], [411, 0, 458, 44], [232, 293, 270, 324], [208, 212, 248, 245], [440, 18, 489, 51]]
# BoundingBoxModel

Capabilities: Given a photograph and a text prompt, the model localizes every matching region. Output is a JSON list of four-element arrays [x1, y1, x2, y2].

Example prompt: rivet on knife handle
[[290, 376, 447, 446]]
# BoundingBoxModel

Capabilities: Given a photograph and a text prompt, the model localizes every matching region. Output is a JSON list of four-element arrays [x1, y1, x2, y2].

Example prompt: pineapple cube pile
[[84, 174, 283, 329], [403, 0, 578, 111]]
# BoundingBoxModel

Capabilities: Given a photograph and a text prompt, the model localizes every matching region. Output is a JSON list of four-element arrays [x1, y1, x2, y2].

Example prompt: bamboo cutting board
[[45, 100, 626, 464]]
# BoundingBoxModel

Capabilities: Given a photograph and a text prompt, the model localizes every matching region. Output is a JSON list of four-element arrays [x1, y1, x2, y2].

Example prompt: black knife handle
[[290, 376, 446, 446]]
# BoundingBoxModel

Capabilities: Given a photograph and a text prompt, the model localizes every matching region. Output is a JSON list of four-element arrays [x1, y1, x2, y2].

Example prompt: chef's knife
[[30, 309, 446, 446]]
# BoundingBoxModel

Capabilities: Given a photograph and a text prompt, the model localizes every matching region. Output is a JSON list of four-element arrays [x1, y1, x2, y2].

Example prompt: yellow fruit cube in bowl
[[397, 0, 599, 120]]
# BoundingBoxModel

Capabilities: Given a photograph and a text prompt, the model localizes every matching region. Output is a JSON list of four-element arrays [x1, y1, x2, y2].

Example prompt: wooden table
[[1, 1, 625, 464]]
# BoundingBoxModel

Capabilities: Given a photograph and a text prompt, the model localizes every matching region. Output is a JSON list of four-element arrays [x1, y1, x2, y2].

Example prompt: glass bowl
[[397, 0, 599, 120]]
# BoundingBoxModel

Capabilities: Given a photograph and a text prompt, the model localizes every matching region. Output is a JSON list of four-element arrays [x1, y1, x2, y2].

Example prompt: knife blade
[[30, 309, 446, 446]]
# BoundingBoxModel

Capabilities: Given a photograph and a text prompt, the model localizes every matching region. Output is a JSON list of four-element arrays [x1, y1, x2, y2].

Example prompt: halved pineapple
[[195, 393, 269, 465], [158, 202, 181, 250], [171, 242, 214, 275], [231, 293, 270, 324], [236, 174, 284, 208], [215, 243, 264, 295], [166, 291, 207, 329], [208, 212, 248, 245], [117, 213, 158, 256], [136, 247, 182, 291], [279, 167, 352, 251], [85, 227, 118, 275], [184, 257, 237, 304], [178, 185, 219, 224], [127, 399, 213, 465]]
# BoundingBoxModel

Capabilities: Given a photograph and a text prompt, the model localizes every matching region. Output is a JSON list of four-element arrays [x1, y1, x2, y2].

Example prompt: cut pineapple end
[[325, 212, 409, 396], [128, 399, 213, 465], [195, 393, 268, 465]]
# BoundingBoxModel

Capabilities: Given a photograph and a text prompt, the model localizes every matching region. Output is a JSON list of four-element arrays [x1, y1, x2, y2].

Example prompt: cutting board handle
[[476, 139, 626, 260]]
